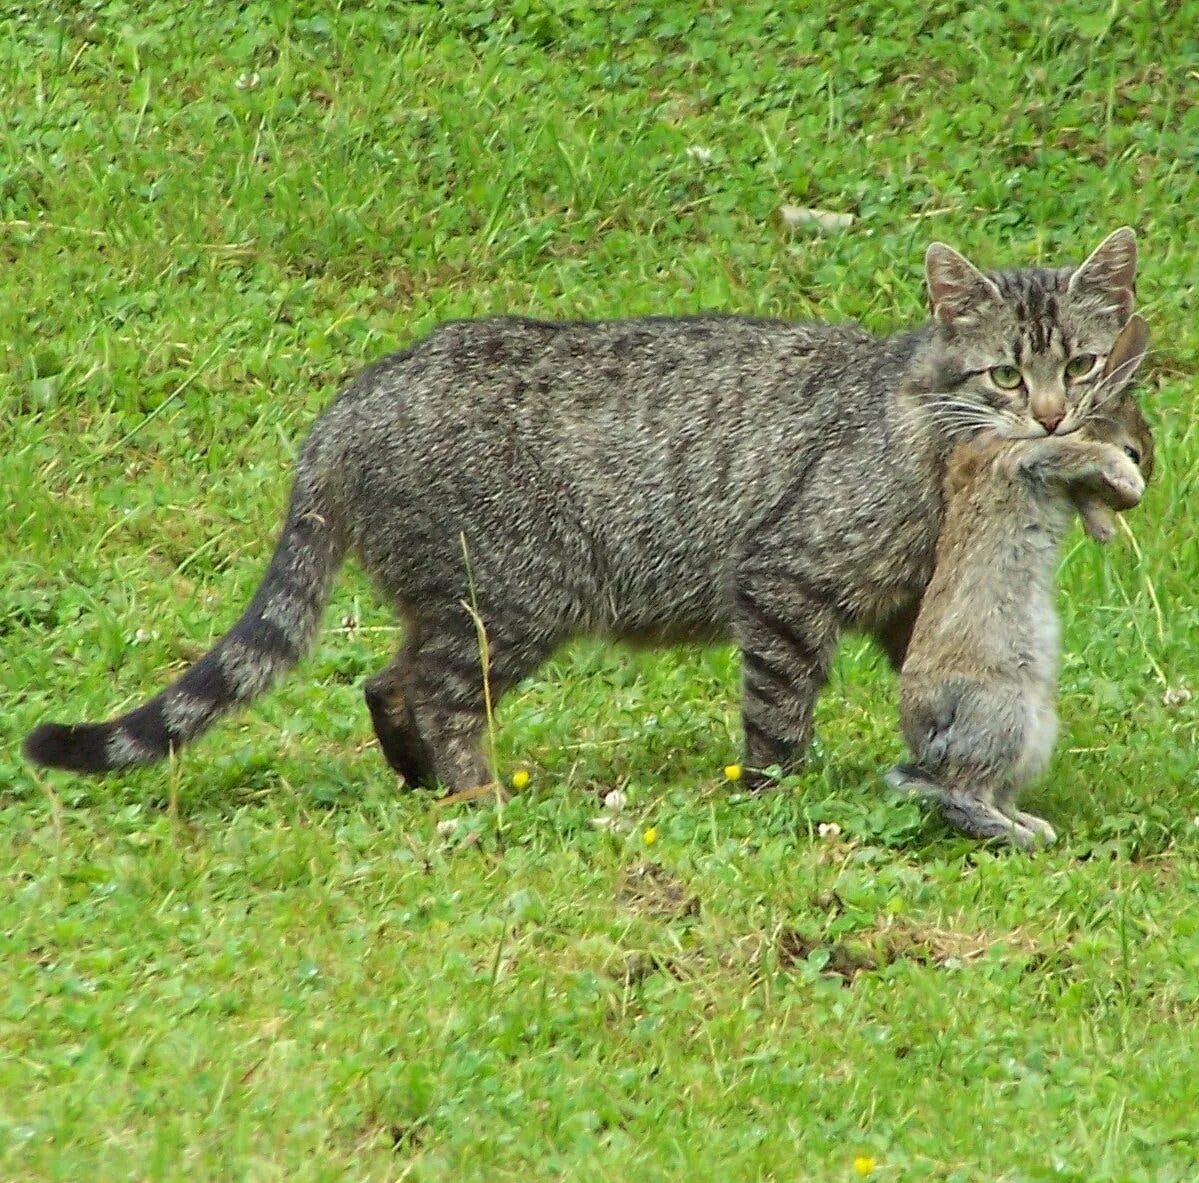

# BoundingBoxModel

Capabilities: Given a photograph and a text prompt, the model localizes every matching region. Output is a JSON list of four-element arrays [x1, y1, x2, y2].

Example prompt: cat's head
[[920, 227, 1145, 440]]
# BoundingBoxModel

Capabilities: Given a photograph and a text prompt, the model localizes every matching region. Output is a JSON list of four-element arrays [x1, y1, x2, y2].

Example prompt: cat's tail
[[23, 467, 348, 776]]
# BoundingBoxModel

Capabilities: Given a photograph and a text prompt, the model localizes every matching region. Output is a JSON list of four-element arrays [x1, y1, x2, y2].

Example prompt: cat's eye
[[1124, 444, 1141, 464], [989, 365, 1023, 390], [1065, 353, 1098, 381]]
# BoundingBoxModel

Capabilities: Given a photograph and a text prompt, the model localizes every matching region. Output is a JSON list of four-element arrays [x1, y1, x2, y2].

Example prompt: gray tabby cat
[[24, 228, 1144, 795], [887, 315, 1153, 849]]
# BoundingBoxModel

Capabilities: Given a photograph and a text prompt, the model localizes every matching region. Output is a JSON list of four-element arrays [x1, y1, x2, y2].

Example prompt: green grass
[[4, 2, 1199, 1178]]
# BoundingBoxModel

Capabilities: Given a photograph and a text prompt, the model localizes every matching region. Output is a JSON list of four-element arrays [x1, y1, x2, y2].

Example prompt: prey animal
[[887, 316, 1153, 847]]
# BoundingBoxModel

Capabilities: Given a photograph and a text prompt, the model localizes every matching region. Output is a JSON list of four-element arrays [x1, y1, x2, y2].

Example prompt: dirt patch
[[350, 1115, 427, 1158], [385, 1120, 426, 1153], [617, 949, 690, 989], [602, 915, 1062, 1004], [605, 878, 1058, 995], [776, 930, 880, 983], [616, 861, 700, 922], [774, 918, 1047, 985]]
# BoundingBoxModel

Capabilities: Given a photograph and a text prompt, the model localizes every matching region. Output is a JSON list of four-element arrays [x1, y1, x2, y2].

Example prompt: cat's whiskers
[[928, 408, 996, 430], [930, 407, 1026, 443], [924, 393, 1022, 437], [926, 411, 1005, 440]]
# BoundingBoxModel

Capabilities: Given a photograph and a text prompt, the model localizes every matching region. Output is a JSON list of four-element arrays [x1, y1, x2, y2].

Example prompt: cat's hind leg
[[364, 650, 437, 788], [379, 611, 556, 795]]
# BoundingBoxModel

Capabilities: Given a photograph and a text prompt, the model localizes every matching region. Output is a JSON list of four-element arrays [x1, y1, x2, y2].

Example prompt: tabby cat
[[24, 229, 1145, 793]]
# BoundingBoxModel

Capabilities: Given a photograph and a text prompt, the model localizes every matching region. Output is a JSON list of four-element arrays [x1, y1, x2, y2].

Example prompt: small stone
[[1163, 683, 1191, 709], [778, 205, 856, 233], [603, 789, 626, 813]]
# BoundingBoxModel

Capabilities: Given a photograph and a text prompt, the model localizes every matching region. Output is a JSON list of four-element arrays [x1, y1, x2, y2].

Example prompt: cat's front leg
[[871, 599, 921, 673], [734, 569, 839, 788]]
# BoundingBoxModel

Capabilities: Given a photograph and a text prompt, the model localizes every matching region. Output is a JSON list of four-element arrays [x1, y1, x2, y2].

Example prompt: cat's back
[[403, 313, 877, 411], [342, 311, 889, 512]]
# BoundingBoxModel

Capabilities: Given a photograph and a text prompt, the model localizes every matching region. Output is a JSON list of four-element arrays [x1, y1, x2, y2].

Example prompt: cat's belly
[[613, 618, 729, 648], [591, 556, 732, 643]]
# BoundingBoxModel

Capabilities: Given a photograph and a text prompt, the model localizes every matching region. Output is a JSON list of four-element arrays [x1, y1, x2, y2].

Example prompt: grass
[[3, 2, 1199, 1178]]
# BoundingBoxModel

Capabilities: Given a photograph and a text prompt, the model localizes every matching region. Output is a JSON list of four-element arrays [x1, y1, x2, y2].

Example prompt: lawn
[[4, 2, 1199, 1179]]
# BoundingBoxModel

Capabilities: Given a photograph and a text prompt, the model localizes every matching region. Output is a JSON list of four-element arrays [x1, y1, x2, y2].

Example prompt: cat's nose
[[1035, 408, 1065, 434], [1030, 390, 1067, 434]]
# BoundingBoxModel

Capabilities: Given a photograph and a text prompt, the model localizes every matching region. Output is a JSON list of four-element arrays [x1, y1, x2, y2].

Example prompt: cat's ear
[[1102, 313, 1150, 390], [1068, 226, 1137, 322], [924, 242, 1002, 327]]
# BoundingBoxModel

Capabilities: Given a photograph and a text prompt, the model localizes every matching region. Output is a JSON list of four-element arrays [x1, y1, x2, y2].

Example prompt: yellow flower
[[643, 827, 658, 845], [723, 763, 742, 782], [511, 769, 530, 790], [853, 1156, 878, 1176]]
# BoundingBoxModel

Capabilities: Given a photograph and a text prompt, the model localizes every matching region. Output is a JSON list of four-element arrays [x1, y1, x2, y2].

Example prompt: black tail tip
[[23, 722, 114, 774]]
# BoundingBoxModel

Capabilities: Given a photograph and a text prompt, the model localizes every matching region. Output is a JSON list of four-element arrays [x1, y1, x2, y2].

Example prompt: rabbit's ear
[[1101, 313, 1149, 390]]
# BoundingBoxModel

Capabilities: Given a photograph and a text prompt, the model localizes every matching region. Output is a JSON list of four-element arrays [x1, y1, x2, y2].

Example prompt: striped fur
[[24, 472, 345, 773]]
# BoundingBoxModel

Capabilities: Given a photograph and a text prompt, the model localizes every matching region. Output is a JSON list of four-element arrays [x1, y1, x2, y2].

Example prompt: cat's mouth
[[1004, 415, 1096, 441]]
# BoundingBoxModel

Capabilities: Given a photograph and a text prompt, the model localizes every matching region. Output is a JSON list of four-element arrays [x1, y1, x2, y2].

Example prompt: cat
[[24, 228, 1146, 794], [887, 315, 1153, 848]]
